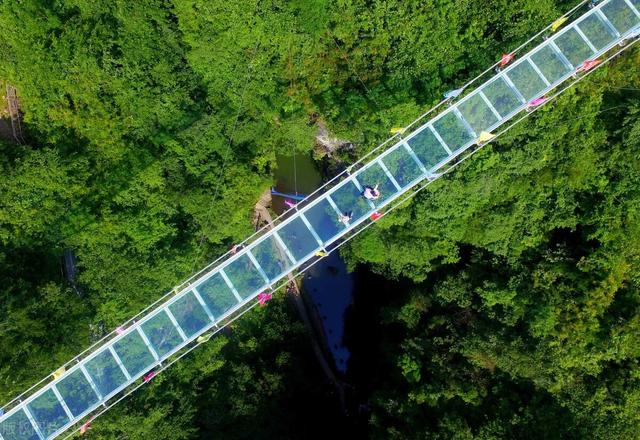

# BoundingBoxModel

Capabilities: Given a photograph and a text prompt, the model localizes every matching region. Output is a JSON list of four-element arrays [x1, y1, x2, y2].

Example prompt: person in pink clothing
[[362, 184, 380, 200]]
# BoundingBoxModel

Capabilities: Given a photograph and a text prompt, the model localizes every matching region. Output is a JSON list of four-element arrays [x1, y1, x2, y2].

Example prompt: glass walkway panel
[[1, 0, 639, 437]]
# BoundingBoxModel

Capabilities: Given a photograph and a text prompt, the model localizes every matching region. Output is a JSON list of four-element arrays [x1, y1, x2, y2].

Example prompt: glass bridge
[[1, 0, 639, 438]]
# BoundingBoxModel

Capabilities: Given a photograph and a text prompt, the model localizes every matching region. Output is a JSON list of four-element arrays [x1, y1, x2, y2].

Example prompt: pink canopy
[[578, 59, 602, 73], [527, 97, 547, 108], [258, 292, 273, 306], [500, 53, 515, 67]]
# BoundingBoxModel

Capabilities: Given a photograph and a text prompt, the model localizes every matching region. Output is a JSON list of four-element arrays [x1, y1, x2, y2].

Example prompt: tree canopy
[[0, 0, 639, 438]]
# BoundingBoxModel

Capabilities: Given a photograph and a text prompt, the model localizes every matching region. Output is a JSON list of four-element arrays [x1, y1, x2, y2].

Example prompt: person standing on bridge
[[363, 184, 380, 200], [230, 244, 245, 255], [338, 211, 353, 226]]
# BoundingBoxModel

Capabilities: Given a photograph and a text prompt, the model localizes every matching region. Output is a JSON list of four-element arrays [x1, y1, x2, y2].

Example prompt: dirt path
[[0, 83, 25, 144], [253, 189, 273, 230]]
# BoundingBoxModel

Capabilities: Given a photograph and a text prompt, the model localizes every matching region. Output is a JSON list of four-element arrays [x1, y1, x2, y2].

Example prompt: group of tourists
[[337, 183, 380, 226]]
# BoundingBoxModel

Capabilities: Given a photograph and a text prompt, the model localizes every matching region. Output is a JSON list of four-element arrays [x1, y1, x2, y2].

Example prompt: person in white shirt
[[362, 184, 380, 200], [337, 211, 353, 226]]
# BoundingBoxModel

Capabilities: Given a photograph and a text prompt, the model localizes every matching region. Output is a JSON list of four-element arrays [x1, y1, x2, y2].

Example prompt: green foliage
[[0, 0, 638, 439], [346, 47, 640, 440]]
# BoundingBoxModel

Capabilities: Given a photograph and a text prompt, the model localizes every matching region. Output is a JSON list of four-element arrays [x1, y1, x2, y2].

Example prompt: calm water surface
[[273, 154, 354, 374]]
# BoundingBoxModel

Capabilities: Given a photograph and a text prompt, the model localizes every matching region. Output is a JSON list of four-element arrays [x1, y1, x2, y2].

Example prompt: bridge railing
[[1, 0, 639, 438]]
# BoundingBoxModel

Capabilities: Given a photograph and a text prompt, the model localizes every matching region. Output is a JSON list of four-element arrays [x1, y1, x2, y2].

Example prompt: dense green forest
[[1, 0, 639, 438]]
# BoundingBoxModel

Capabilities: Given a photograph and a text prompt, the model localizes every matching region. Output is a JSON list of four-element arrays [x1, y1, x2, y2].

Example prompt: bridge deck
[[1, 0, 639, 438]]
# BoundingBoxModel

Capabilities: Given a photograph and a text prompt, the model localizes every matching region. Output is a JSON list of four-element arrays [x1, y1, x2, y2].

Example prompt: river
[[273, 153, 354, 375]]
